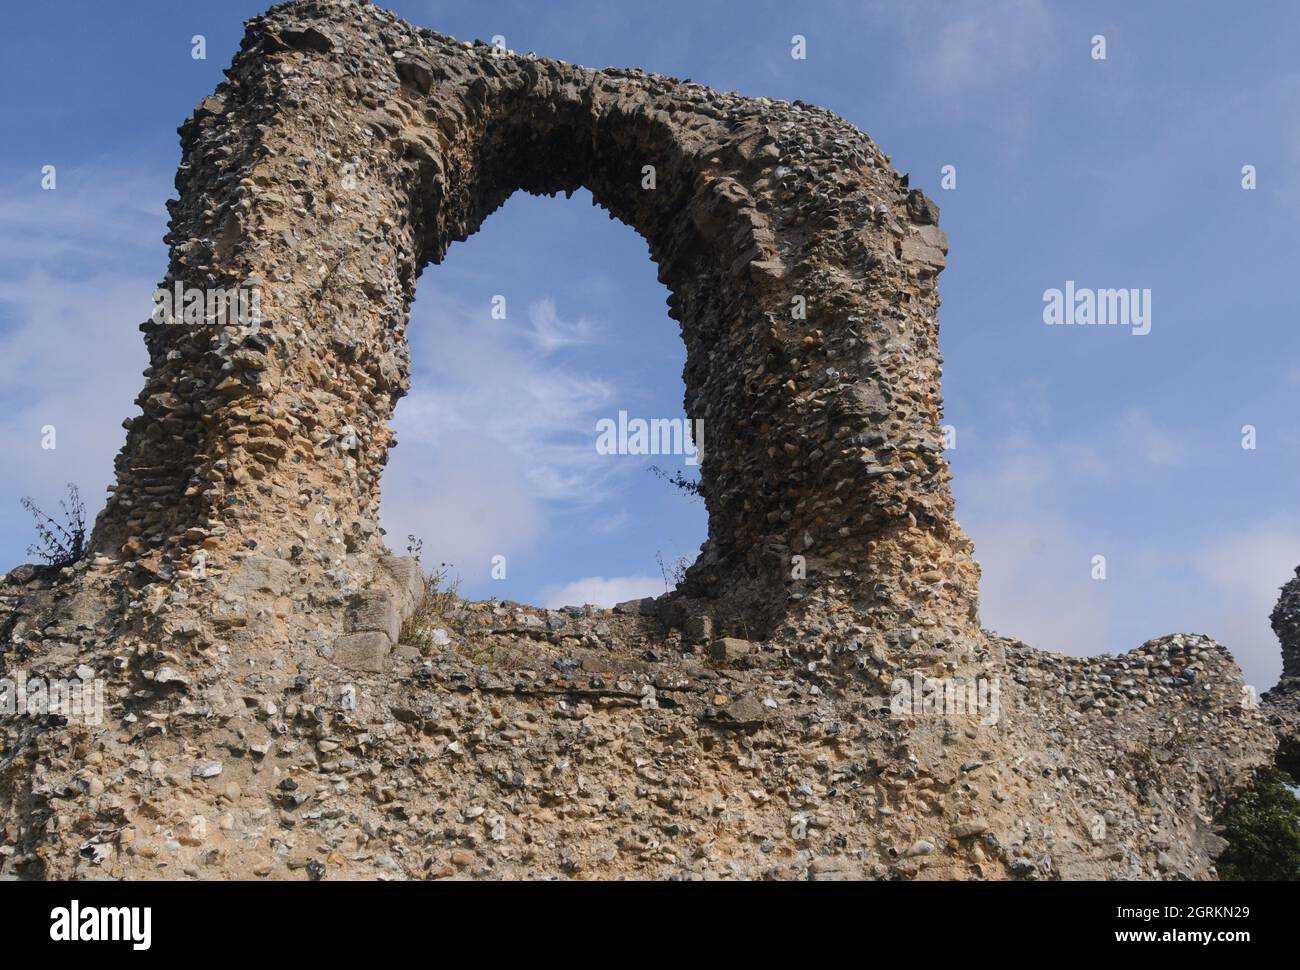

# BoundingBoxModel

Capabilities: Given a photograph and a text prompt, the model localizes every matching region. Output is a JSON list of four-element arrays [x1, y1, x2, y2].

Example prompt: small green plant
[[1216, 767, 1300, 880], [21, 483, 86, 568]]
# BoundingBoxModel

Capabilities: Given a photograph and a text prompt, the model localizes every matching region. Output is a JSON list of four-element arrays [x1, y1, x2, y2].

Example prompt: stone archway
[[0, 0, 1288, 881], [91, 0, 979, 647]]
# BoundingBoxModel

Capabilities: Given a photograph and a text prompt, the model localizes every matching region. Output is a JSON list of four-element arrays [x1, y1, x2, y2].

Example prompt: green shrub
[[1217, 767, 1300, 880]]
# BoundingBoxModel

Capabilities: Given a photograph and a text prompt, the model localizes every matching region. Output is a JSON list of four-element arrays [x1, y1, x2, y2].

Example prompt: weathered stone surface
[[683, 613, 713, 644], [230, 555, 294, 596], [1264, 566, 1300, 777], [901, 224, 948, 269], [332, 631, 390, 673], [709, 637, 752, 664], [377, 555, 424, 620], [345, 590, 400, 644], [0, 0, 1288, 883]]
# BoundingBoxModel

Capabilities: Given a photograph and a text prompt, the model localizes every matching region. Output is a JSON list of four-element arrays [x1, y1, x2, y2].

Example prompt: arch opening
[[380, 186, 707, 609]]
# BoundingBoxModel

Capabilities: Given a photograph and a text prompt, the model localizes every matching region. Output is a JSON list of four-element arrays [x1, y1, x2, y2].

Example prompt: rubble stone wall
[[0, 0, 1290, 881]]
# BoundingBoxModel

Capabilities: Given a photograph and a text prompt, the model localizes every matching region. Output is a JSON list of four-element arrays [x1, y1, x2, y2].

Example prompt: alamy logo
[[151, 281, 262, 328], [50, 900, 151, 950], [890, 672, 1001, 725], [1043, 280, 1151, 335], [595, 411, 704, 466], [0, 670, 103, 725]]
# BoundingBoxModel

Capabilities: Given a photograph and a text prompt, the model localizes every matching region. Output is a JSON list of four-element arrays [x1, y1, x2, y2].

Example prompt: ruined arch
[[93, 0, 980, 643], [1, 0, 1289, 881]]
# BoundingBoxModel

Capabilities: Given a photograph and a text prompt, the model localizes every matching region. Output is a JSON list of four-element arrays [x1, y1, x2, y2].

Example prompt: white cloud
[[957, 404, 1199, 658], [0, 167, 167, 564], [525, 297, 602, 354], [904, 0, 1059, 96], [591, 509, 632, 535], [894, 0, 1063, 158], [972, 514, 1113, 654], [379, 435, 544, 581], [0, 271, 151, 489], [957, 398, 1297, 688], [541, 574, 663, 609], [1191, 520, 1300, 689], [380, 287, 634, 588]]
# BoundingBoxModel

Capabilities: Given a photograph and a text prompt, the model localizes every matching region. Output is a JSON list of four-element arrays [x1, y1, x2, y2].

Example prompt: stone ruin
[[0, 0, 1295, 880]]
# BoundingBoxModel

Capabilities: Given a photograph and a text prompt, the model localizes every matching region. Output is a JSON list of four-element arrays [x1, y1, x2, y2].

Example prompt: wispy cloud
[[900, 0, 1060, 97], [892, 0, 1064, 158], [0, 165, 168, 565], [957, 396, 1293, 687], [381, 287, 634, 582], [525, 297, 603, 354], [0, 167, 166, 274], [1192, 519, 1300, 689], [541, 573, 663, 609]]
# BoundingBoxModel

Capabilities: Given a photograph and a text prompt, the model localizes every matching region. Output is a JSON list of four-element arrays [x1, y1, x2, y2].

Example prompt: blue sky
[[2, 1, 1299, 690]]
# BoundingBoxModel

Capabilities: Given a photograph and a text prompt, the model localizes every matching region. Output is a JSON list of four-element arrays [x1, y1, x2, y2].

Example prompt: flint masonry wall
[[91, 0, 978, 645], [0, 0, 1290, 882], [1266, 568, 1300, 775]]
